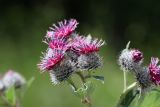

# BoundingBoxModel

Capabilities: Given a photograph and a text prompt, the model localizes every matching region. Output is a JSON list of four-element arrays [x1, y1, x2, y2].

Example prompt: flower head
[[49, 39, 66, 50], [149, 57, 160, 85], [38, 48, 65, 71], [72, 35, 105, 54], [39, 19, 105, 85], [132, 49, 143, 62], [136, 67, 153, 92], [47, 19, 78, 39], [118, 48, 143, 72], [49, 60, 76, 85], [77, 52, 102, 71], [2, 70, 26, 89]]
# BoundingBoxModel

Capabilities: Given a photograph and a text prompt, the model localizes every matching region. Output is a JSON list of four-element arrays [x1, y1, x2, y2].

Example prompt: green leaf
[[138, 90, 160, 107], [5, 86, 16, 106], [117, 82, 139, 107], [92, 75, 104, 84]]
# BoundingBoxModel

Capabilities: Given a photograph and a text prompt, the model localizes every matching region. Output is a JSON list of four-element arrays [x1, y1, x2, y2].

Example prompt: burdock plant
[[0, 70, 34, 107], [117, 41, 160, 107], [38, 19, 105, 106]]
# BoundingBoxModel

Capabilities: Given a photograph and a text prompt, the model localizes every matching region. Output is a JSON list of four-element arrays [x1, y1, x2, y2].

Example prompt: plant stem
[[123, 71, 127, 92], [76, 72, 92, 107], [81, 97, 92, 107]]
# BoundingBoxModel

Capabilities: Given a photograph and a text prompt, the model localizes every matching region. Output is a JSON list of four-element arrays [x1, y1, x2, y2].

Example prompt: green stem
[[123, 71, 127, 92], [76, 72, 92, 107]]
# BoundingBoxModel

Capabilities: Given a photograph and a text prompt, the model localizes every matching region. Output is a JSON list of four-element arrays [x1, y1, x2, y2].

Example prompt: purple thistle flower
[[72, 35, 105, 54], [149, 57, 160, 85], [47, 19, 78, 39], [118, 48, 143, 72], [38, 48, 65, 71], [132, 49, 143, 62], [46, 31, 54, 38], [69, 35, 105, 71], [39, 19, 105, 84], [49, 39, 66, 50]]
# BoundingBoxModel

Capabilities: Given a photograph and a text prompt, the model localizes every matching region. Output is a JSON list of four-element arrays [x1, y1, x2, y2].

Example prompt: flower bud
[[2, 70, 26, 89], [118, 49, 143, 72]]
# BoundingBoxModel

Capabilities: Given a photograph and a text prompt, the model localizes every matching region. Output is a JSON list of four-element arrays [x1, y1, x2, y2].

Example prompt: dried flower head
[[118, 49, 143, 72], [2, 70, 26, 89], [47, 19, 78, 39], [49, 60, 76, 84], [148, 57, 160, 85]]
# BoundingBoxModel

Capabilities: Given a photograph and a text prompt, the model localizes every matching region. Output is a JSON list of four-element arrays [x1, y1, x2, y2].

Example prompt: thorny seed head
[[118, 49, 143, 72], [49, 60, 76, 85], [77, 52, 102, 71], [2, 70, 26, 89], [46, 19, 78, 39], [135, 67, 153, 93], [65, 50, 79, 64], [148, 57, 160, 85]]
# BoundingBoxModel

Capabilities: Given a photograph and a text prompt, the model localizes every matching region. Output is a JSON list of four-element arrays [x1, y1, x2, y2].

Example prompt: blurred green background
[[0, 0, 160, 107]]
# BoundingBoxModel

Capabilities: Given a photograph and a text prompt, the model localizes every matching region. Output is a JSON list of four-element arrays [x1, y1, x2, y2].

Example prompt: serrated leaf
[[92, 75, 104, 84], [5, 86, 16, 106]]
